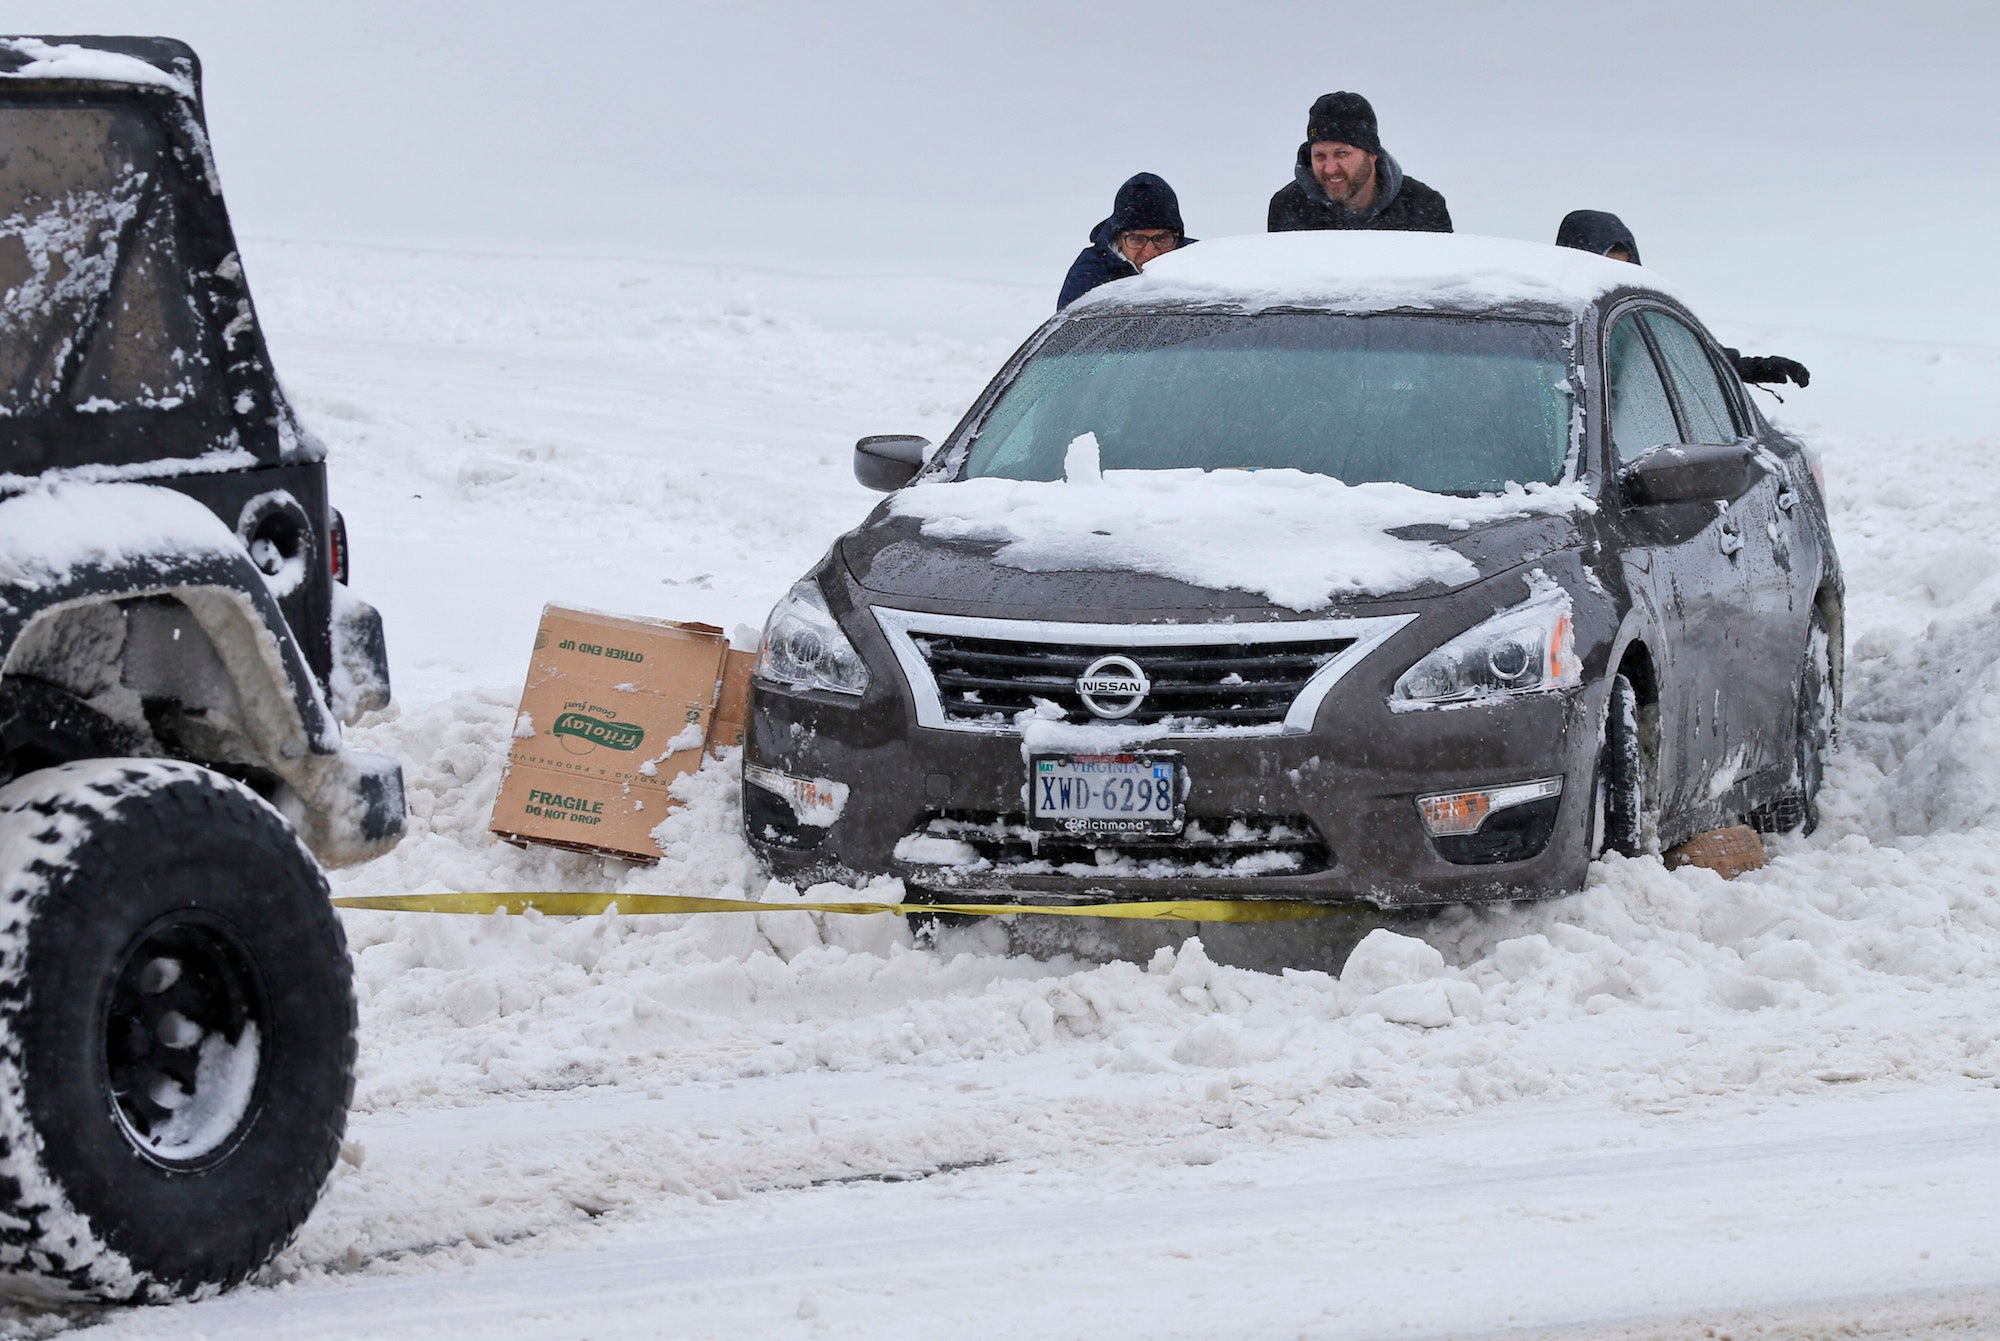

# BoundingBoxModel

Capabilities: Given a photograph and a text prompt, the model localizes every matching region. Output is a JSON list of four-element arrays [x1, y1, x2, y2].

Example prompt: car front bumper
[[744, 674, 1598, 909]]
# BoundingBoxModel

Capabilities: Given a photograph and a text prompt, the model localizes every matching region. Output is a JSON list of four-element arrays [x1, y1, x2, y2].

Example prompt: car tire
[[1592, 673, 1646, 858], [1748, 607, 1836, 837], [0, 760, 356, 1303]]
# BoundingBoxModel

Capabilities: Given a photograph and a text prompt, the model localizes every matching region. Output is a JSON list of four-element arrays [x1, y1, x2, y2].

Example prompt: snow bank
[[889, 468, 1591, 609], [1082, 231, 1685, 315], [330, 657, 2000, 1133], [242, 244, 1020, 703], [303, 247, 2000, 1143], [129, 240, 1996, 1330]]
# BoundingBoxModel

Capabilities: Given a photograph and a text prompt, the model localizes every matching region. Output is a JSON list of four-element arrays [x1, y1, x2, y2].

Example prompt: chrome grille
[[917, 634, 1353, 728], [873, 608, 1417, 738]]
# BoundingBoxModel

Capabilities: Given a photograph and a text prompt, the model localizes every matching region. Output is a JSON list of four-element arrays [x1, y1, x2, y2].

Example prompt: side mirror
[[1620, 441, 1758, 507], [853, 435, 932, 492]]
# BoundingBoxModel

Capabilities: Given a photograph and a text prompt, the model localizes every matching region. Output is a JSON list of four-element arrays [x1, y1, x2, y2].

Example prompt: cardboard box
[[707, 647, 756, 760], [1665, 824, 1768, 879], [491, 605, 735, 862]]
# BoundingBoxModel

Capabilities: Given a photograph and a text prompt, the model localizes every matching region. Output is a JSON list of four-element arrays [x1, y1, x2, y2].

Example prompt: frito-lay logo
[[551, 712, 644, 752]]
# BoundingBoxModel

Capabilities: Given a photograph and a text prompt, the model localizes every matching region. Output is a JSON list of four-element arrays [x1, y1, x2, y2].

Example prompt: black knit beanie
[[1306, 92, 1382, 154]]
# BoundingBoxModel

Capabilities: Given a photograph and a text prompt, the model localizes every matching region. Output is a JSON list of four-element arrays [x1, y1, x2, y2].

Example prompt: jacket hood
[[1107, 171, 1184, 235], [1085, 171, 1189, 261], [1555, 210, 1640, 264], [1085, 217, 1141, 272], [1292, 145, 1407, 223]]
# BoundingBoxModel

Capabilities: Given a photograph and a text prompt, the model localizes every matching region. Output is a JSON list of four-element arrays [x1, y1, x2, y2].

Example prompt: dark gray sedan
[[742, 233, 1840, 908]]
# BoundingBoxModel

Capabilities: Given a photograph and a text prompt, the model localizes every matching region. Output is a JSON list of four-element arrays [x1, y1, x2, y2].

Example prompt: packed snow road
[[32, 243, 2000, 1338]]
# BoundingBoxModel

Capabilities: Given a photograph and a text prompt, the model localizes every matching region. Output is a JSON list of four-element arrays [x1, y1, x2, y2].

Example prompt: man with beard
[[1268, 91, 1451, 234]]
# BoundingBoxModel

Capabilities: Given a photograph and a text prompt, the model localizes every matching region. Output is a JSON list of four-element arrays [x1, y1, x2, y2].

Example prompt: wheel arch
[[3, 553, 401, 866], [3, 554, 339, 764]]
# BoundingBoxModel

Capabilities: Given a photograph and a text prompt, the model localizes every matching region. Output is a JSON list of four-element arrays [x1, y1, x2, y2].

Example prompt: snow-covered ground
[[40, 240, 2000, 1338]]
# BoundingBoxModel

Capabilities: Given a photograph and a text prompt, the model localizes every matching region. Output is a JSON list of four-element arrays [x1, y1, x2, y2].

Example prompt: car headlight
[[1392, 577, 1578, 709], [755, 579, 871, 696]]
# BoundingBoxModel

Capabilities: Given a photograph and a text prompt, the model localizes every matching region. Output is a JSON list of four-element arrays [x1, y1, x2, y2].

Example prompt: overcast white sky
[[9, 1, 1998, 340]]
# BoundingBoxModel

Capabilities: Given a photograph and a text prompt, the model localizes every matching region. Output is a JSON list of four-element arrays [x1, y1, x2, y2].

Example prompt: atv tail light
[[329, 509, 350, 585], [1417, 777, 1563, 837]]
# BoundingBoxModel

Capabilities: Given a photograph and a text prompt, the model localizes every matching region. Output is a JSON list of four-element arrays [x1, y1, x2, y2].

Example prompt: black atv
[[0, 36, 403, 1303]]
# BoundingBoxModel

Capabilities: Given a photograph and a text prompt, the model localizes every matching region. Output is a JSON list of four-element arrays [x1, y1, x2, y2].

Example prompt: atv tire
[[0, 760, 356, 1303]]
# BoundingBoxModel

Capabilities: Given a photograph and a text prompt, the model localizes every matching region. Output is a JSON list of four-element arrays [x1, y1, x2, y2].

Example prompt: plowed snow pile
[[57, 243, 2000, 1336], [288, 246, 2000, 1122]]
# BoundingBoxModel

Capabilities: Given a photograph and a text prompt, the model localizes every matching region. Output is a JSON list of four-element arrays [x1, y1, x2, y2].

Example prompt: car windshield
[[957, 312, 1575, 494]]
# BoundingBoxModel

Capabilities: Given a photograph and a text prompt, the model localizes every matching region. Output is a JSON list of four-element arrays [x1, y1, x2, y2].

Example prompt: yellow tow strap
[[330, 891, 1359, 923]]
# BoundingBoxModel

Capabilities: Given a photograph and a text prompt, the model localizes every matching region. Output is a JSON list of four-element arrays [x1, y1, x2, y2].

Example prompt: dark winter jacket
[[1058, 173, 1193, 309], [1555, 209, 1641, 263], [1267, 147, 1452, 234], [1550, 211, 1807, 386]]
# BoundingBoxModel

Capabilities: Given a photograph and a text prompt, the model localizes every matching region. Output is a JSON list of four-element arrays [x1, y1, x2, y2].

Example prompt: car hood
[[842, 494, 1588, 618]]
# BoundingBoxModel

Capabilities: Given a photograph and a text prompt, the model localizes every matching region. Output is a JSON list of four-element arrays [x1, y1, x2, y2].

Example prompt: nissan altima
[[741, 232, 1840, 909]]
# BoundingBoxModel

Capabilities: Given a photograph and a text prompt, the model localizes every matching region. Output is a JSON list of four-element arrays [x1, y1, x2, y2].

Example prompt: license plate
[[1028, 752, 1183, 836]]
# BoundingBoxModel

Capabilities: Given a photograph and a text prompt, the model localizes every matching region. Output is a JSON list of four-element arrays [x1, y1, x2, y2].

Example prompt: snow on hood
[[0, 482, 244, 597], [1074, 231, 1683, 315], [888, 466, 1593, 611], [0, 38, 196, 100]]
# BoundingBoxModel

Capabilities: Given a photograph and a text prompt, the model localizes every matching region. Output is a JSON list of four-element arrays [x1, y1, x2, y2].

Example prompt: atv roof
[[0, 36, 203, 110], [0, 34, 317, 486]]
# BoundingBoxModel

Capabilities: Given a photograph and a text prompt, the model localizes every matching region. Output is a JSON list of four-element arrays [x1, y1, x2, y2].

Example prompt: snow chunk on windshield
[[1081, 231, 1684, 315], [890, 468, 1592, 610]]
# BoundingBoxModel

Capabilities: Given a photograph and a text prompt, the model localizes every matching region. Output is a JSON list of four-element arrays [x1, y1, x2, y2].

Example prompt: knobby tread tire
[[0, 760, 356, 1304]]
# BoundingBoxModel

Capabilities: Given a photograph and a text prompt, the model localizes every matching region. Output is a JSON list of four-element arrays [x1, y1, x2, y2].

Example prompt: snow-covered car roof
[[0, 36, 200, 103], [1073, 231, 1685, 319]]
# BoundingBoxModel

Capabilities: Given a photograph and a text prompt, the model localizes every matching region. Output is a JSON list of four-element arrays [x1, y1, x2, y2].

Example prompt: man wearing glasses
[[1268, 91, 1452, 234], [1057, 172, 1192, 309]]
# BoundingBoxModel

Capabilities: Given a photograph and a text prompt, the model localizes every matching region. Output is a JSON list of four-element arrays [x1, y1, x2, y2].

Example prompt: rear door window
[[1642, 312, 1739, 445], [0, 101, 223, 477], [1605, 314, 1678, 465]]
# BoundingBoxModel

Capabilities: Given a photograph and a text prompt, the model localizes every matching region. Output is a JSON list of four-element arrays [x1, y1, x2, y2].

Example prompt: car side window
[[1605, 315, 1678, 466], [1642, 312, 1739, 445]]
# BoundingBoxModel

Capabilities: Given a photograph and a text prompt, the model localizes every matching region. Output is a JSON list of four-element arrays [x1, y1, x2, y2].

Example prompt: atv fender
[[0, 484, 404, 865]]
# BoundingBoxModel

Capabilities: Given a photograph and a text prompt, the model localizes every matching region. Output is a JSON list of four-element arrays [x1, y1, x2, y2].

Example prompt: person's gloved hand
[[1734, 354, 1811, 387]]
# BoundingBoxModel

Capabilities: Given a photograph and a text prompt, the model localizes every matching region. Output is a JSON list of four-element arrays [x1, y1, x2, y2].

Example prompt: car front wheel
[[1591, 673, 1646, 859]]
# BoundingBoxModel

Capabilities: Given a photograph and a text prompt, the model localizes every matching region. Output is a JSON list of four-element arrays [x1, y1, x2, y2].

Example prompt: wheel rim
[[103, 913, 268, 1171]]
